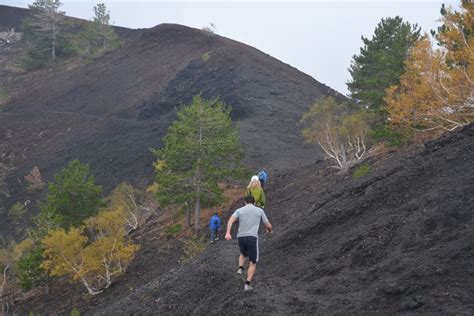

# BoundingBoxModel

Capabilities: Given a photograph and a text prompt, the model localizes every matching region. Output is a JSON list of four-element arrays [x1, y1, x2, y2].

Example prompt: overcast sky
[[1, 0, 460, 95]]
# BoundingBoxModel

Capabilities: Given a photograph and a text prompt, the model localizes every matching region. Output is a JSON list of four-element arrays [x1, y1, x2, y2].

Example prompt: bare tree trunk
[[194, 184, 200, 235], [80, 276, 102, 295], [194, 101, 204, 235], [185, 202, 191, 227], [51, 19, 56, 59], [1, 264, 9, 316]]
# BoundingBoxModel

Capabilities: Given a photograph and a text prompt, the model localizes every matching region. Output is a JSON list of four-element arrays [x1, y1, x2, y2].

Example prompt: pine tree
[[152, 96, 246, 233], [347, 16, 421, 114], [39, 160, 103, 229], [93, 3, 118, 49], [73, 3, 120, 57], [26, 0, 66, 60]]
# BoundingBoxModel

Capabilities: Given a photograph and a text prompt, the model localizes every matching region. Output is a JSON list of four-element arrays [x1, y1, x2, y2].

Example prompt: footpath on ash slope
[[95, 124, 474, 315]]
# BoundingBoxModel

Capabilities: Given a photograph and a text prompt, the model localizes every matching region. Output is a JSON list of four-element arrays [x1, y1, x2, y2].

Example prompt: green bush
[[165, 223, 182, 235], [70, 308, 81, 316], [0, 87, 9, 105], [16, 246, 48, 291], [9, 202, 28, 233], [353, 163, 371, 179], [370, 125, 409, 147], [18, 50, 49, 70], [39, 160, 103, 228], [201, 52, 210, 62]]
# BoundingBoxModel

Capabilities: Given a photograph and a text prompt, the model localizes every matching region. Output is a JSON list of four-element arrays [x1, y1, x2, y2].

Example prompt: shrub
[[353, 163, 371, 179], [70, 308, 81, 316], [16, 246, 48, 291], [370, 125, 409, 147], [201, 52, 210, 62], [9, 202, 27, 223], [0, 87, 9, 106], [202, 23, 218, 35], [165, 223, 182, 235], [8, 202, 28, 232], [24, 166, 45, 192]]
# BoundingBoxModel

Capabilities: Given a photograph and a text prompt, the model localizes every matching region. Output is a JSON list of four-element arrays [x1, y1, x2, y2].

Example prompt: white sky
[[1, 0, 460, 95]]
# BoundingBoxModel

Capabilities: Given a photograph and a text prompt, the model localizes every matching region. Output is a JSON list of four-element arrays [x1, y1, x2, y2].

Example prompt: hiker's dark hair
[[245, 195, 255, 204]]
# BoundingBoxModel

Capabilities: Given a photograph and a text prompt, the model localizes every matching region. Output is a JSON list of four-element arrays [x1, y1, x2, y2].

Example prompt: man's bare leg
[[247, 262, 256, 282], [239, 254, 246, 268]]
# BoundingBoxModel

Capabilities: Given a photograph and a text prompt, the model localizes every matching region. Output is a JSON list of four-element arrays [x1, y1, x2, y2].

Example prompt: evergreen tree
[[93, 3, 118, 49], [73, 3, 120, 57], [39, 160, 103, 229], [152, 96, 246, 233], [24, 0, 66, 63], [347, 16, 421, 114]]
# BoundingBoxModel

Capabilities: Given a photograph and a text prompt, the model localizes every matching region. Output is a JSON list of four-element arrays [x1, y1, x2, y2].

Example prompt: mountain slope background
[[13, 121, 474, 315], [2, 5, 473, 315], [0, 5, 342, 238]]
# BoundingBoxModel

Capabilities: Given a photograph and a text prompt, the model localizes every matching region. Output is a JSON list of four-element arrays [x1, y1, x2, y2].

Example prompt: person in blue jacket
[[257, 169, 268, 189], [209, 212, 221, 243]]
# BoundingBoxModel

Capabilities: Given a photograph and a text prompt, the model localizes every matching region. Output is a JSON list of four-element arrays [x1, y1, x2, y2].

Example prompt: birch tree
[[42, 209, 138, 295], [386, 2, 473, 131], [107, 183, 140, 234], [300, 97, 371, 171], [152, 96, 246, 234]]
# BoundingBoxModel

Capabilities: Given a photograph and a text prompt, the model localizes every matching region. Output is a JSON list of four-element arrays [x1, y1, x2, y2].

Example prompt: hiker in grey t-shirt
[[225, 195, 273, 291]]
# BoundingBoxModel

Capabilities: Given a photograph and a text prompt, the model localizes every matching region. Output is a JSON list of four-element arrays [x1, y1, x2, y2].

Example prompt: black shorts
[[238, 236, 259, 263]]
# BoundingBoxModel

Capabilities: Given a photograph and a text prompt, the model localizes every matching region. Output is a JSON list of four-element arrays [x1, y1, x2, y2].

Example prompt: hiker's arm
[[262, 211, 272, 234], [225, 216, 237, 240], [265, 221, 273, 234]]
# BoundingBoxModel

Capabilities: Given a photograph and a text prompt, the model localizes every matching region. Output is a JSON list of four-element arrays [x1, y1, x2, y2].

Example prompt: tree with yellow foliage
[[386, 1, 473, 131], [106, 183, 141, 234], [41, 208, 138, 295]]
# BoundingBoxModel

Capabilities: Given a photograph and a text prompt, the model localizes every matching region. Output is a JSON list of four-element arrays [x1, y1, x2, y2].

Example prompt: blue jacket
[[209, 215, 221, 230], [258, 170, 268, 183]]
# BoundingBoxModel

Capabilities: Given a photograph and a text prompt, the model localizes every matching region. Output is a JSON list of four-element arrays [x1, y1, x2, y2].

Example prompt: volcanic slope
[[0, 7, 342, 235], [95, 124, 474, 315]]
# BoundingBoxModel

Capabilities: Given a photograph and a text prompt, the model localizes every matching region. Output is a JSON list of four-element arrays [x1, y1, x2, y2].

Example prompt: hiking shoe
[[244, 284, 253, 291], [237, 268, 244, 275]]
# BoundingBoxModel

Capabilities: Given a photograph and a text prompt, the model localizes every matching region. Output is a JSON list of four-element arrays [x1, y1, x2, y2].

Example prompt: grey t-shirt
[[232, 204, 269, 238]]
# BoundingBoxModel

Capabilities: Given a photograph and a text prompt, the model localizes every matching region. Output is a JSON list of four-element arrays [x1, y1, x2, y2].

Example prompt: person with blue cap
[[209, 211, 221, 243]]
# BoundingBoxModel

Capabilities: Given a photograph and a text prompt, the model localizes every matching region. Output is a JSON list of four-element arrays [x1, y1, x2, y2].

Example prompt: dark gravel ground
[[87, 125, 473, 315]]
